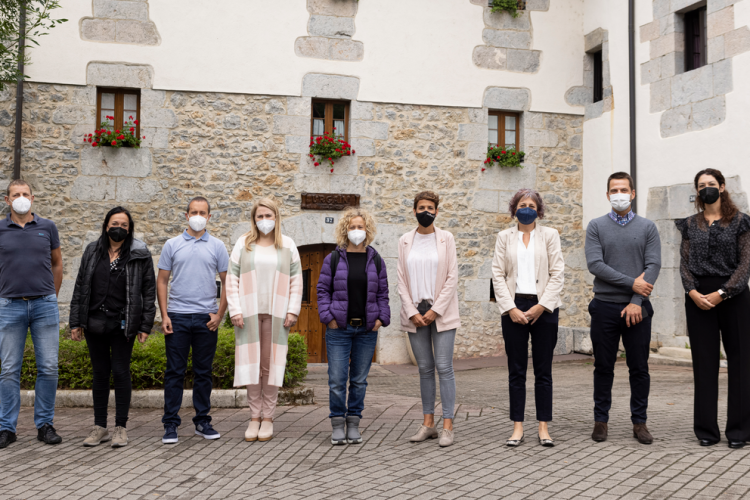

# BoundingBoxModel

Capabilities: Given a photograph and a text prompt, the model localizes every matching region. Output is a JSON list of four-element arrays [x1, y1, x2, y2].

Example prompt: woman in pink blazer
[[397, 191, 461, 448]]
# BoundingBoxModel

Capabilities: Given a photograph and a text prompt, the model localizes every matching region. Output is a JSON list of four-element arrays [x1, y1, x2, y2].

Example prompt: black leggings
[[85, 322, 135, 428]]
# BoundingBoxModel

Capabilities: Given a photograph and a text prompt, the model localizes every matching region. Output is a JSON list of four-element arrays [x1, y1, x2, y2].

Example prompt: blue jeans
[[0, 295, 60, 433], [326, 324, 378, 418], [162, 313, 218, 427]]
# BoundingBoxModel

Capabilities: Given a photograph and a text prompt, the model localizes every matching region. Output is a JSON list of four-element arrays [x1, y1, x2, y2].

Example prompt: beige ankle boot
[[245, 421, 260, 442], [258, 421, 273, 442]]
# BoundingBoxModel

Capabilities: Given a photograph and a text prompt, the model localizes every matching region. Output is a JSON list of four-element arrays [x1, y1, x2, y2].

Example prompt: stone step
[[658, 346, 693, 360], [649, 353, 728, 369]]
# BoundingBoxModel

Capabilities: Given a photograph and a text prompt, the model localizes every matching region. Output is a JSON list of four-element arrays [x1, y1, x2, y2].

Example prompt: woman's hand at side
[[372, 319, 382, 332], [231, 314, 245, 328], [509, 308, 529, 325], [689, 290, 715, 310], [137, 332, 148, 344], [71, 328, 83, 341], [284, 313, 298, 328], [328, 320, 339, 330]]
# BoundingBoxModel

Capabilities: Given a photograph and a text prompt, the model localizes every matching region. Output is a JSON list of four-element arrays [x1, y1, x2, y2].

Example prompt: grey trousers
[[408, 300, 456, 420]]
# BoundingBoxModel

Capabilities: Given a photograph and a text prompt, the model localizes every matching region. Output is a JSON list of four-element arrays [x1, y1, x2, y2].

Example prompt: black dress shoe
[[0, 430, 17, 449], [37, 424, 62, 445], [699, 439, 719, 446], [728, 440, 746, 449]]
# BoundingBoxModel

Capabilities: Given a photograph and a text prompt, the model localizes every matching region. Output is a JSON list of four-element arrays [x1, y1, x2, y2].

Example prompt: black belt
[[348, 318, 364, 327], [516, 294, 537, 300]]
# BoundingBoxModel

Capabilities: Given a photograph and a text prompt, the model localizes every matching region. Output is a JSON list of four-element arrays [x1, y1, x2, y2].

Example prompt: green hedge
[[9, 327, 308, 390]]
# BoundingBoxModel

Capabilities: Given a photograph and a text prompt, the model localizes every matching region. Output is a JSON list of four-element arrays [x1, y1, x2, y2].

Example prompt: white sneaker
[[245, 421, 260, 442]]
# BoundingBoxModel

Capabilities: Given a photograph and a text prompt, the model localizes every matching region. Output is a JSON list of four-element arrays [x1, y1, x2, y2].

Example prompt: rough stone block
[[724, 26, 750, 58], [81, 18, 116, 42], [660, 104, 692, 138], [671, 65, 713, 107], [293, 173, 330, 193], [468, 107, 488, 124], [584, 100, 604, 121], [524, 129, 558, 148], [308, 15, 355, 37], [482, 29, 532, 49], [671, 0, 703, 12], [330, 175, 365, 196], [302, 73, 359, 100], [481, 162, 537, 191], [650, 33, 683, 59], [483, 9, 530, 30], [707, 6, 734, 38], [301, 154, 358, 175], [641, 58, 662, 85], [87, 62, 153, 89], [350, 100, 373, 121], [81, 147, 152, 177], [483, 87, 530, 111], [93, 0, 149, 20], [52, 105, 94, 125], [307, 0, 358, 17], [708, 0, 736, 13], [295, 37, 364, 62], [661, 51, 684, 78], [351, 120, 388, 140], [223, 114, 242, 129], [286, 96, 312, 117], [640, 21, 661, 43], [650, 78, 672, 113], [712, 58, 733, 95], [707, 35, 725, 63], [141, 107, 177, 128], [585, 28, 606, 52], [116, 20, 159, 45], [660, 13, 685, 36], [467, 141, 487, 161], [231, 222, 252, 245], [115, 178, 161, 202], [691, 95, 726, 131], [140, 89, 165, 108], [284, 136, 309, 154], [506, 49, 541, 73], [71, 176, 115, 201], [371, 223, 408, 259], [472, 46, 507, 70], [472, 190, 500, 213], [653, 0, 670, 18], [565, 86, 592, 107], [272, 115, 308, 136], [525, 0, 550, 11], [457, 123, 488, 142], [140, 127, 169, 149], [350, 137, 375, 157], [568, 134, 582, 150], [464, 279, 490, 302]]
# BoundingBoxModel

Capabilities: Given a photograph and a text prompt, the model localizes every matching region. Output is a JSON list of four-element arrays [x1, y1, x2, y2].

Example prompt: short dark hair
[[508, 189, 545, 219], [6, 179, 32, 197], [607, 172, 634, 191], [413, 191, 440, 210], [187, 196, 211, 214]]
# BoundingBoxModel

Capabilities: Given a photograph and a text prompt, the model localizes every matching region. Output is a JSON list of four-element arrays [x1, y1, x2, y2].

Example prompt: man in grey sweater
[[585, 172, 661, 445]]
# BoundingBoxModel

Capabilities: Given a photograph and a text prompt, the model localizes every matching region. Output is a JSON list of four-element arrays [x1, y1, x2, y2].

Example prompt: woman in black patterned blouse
[[676, 168, 750, 449]]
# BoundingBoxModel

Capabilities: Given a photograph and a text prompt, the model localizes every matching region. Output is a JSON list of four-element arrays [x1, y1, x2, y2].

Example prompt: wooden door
[[292, 244, 336, 363]]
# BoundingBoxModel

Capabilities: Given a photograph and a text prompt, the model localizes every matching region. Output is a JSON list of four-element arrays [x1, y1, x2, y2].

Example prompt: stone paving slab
[[1, 362, 748, 499]]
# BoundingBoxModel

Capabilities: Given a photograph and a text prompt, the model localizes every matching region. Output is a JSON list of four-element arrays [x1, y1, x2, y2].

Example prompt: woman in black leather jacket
[[69, 206, 156, 448]]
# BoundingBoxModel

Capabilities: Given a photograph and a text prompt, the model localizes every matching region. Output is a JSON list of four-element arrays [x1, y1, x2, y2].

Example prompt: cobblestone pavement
[[2, 360, 749, 500]]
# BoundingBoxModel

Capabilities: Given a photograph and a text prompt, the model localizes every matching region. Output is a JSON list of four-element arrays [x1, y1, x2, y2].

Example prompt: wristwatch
[[718, 289, 728, 300]]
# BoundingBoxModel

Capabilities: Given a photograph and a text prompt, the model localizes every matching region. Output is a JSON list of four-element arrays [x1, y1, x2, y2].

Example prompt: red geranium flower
[[111, 140, 117, 146], [143, 136, 146, 139], [314, 162, 320, 166], [330, 168, 334, 173], [129, 116, 133, 120], [482, 168, 486, 172], [352, 150, 356, 154], [133, 120, 138, 125], [92, 142, 97, 147], [501, 151, 506, 154]]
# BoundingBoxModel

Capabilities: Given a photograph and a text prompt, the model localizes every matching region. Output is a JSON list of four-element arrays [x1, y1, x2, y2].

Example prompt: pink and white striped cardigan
[[226, 234, 303, 387]]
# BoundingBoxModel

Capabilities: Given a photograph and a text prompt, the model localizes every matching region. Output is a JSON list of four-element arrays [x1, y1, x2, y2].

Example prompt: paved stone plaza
[[1, 360, 748, 500]]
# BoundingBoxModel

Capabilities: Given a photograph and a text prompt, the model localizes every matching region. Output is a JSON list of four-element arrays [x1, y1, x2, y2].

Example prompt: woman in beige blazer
[[492, 189, 564, 447], [397, 191, 460, 448]]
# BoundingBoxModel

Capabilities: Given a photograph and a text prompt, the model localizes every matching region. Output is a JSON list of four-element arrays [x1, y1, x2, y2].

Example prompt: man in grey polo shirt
[[157, 196, 229, 444]]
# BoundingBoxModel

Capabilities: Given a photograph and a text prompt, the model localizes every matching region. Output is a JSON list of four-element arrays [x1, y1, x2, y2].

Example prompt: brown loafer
[[633, 423, 653, 444], [592, 422, 608, 442]]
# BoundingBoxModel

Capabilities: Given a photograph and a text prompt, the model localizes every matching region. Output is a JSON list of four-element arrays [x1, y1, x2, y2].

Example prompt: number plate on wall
[[301, 193, 360, 211]]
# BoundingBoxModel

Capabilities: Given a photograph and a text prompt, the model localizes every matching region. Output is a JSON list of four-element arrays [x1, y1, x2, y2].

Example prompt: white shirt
[[407, 231, 438, 306], [255, 244, 278, 315], [515, 230, 537, 295]]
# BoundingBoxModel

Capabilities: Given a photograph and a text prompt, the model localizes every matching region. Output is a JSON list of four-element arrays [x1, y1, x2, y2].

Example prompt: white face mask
[[11, 196, 31, 215], [256, 219, 275, 235], [348, 230, 366, 246], [188, 216, 207, 232], [609, 193, 632, 212]]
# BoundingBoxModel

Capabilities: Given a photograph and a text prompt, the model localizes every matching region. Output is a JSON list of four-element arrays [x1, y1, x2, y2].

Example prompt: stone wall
[[0, 71, 590, 364], [81, 0, 160, 46], [295, 0, 363, 62]]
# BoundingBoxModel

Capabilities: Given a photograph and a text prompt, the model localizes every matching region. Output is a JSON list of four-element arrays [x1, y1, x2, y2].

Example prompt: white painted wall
[[29, 0, 585, 114]]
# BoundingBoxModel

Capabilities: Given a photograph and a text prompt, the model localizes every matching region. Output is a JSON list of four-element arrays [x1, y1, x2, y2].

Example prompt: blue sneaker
[[162, 425, 178, 444], [195, 422, 220, 440]]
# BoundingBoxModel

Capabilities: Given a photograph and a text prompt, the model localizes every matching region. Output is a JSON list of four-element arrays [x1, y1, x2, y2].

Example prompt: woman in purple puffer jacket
[[317, 207, 390, 446]]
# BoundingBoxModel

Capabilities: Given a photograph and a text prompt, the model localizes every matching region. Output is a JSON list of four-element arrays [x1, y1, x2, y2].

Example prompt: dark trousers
[[589, 298, 653, 424], [162, 313, 218, 427], [686, 277, 750, 442], [501, 296, 558, 422], [85, 318, 136, 428]]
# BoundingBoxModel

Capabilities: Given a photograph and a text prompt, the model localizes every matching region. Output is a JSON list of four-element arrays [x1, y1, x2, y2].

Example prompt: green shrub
[[8, 326, 308, 390], [491, 0, 521, 17]]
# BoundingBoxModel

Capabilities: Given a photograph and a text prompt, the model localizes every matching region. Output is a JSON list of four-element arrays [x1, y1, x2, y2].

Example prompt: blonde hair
[[336, 207, 377, 249], [243, 198, 283, 251]]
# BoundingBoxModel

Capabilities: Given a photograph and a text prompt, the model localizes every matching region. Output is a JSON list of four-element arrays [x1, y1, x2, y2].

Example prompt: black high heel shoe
[[506, 433, 524, 447], [538, 435, 555, 447]]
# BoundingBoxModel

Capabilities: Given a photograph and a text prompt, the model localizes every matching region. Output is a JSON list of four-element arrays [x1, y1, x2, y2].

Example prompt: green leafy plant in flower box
[[308, 129, 355, 172], [483, 145, 525, 171], [491, 0, 523, 18]]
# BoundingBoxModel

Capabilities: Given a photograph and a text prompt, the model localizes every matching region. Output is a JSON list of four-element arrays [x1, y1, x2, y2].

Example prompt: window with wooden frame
[[593, 50, 603, 103], [488, 111, 520, 148], [684, 6, 707, 72], [96, 88, 141, 136], [311, 100, 349, 142]]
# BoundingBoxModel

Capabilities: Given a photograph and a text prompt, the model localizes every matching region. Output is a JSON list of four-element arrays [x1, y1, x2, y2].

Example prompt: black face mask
[[107, 227, 128, 243], [416, 210, 436, 228], [699, 187, 721, 205]]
